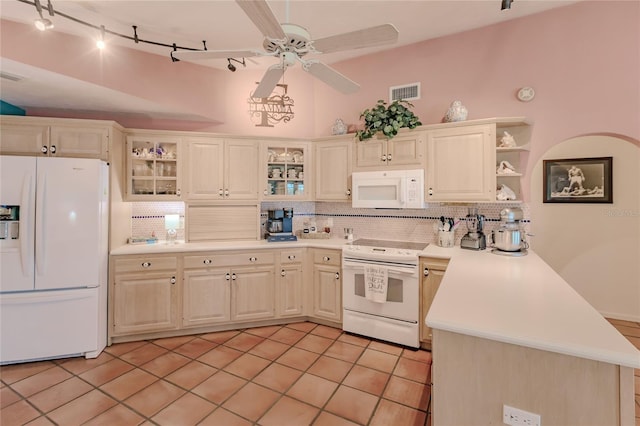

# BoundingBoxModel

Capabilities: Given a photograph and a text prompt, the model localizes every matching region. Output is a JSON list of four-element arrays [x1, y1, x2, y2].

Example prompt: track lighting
[[501, 0, 513, 10], [226, 57, 246, 72], [96, 25, 106, 49], [33, 0, 54, 31]]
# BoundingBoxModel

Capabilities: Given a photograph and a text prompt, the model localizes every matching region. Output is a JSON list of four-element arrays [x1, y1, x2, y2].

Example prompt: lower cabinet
[[420, 256, 450, 346], [312, 249, 342, 322], [111, 255, 180, 337], [231, 265, 276, 321], [183, 267, 231, 327], [278, 250, 304, 317]]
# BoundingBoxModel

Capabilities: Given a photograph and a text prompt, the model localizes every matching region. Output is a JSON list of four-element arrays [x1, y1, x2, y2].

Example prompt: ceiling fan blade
[[252, 64, 285, 98], [312, 24, 399, 54], [236, 0, 286, 40], [172, 49, 265, 61], [304, 61, 360, 94]]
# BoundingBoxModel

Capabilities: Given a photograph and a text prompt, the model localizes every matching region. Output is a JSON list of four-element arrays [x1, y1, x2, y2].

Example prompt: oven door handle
[[342, 263, 417, 276]]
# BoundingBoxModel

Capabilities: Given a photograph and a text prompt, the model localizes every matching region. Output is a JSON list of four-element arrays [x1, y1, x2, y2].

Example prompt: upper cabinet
[[425, 124, 495, 202], [315, 135, 353, 201], [261, 141, 311, 200], [353, 131, 425, 171], [184, 137, 259, 202], [0, 116, 111, 160], [125, 133, 182, 200]]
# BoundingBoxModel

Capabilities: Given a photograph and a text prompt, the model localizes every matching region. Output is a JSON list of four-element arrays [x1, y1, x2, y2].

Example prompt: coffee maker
[[266, 208, 297, 242], [460, 207, 486, 250]]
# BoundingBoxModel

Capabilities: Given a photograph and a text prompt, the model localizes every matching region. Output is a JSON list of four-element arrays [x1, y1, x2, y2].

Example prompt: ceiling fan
[[172, 0, 399, 98]]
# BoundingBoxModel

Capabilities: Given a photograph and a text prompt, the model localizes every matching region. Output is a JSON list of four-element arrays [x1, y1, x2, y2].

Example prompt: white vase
[[443, 100, 468, 122], [332, 118, 347, 135]]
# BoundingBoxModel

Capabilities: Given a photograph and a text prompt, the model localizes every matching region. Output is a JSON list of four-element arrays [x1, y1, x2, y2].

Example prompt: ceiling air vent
[[389, 82, 420, 102]]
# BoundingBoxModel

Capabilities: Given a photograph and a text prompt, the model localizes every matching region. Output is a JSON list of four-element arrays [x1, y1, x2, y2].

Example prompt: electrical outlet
[[503, 405, 541, 426]]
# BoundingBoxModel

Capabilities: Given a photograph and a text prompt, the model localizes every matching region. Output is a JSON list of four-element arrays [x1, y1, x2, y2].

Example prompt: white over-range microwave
[[351, 169, 425, 209]]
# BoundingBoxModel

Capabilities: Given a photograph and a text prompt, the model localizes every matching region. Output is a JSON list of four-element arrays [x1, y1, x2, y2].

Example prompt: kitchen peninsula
[[425, 246, 640, 426]]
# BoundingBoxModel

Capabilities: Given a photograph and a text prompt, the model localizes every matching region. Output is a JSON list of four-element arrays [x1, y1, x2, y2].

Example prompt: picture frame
[[543, 157, 613, 203]]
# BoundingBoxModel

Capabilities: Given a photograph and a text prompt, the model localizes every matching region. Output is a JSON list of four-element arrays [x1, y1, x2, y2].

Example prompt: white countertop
[[110, 238, 346, 255], [423, 246, 640, 369]]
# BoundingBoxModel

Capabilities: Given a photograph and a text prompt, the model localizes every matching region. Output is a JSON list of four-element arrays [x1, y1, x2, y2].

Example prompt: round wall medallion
[[517, 86, 535, 102]]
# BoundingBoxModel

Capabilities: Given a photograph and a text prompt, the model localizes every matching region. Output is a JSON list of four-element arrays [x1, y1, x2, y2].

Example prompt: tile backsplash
[[130, 201, 530, 246]]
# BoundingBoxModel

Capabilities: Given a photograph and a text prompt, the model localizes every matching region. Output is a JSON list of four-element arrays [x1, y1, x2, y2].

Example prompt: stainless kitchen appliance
[[266, 208, 297, 242], [491, 207, 529, 256], [460, 207, 486, 250], [342, 239, 428, 348]]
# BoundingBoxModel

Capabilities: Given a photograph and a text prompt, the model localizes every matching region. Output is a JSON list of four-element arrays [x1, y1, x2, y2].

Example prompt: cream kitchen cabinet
[[184, 137, 259, 201], [315, 136, 353, 201], [125, 134, 181, 200], [353, 131, 425, 171], [277, 249, 304, 317], [0, 116, 110, 160], [419, 256, 449, 348], [311, 248, 342, 322], [261, 141, 310, 200], [110, 255, 180, 338], [425, 124, 495, 202], [183, 254, 231, 327]]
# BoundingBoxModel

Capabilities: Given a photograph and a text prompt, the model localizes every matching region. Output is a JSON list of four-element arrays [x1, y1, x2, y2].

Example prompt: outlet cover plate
[[503, 404, 541, 426]]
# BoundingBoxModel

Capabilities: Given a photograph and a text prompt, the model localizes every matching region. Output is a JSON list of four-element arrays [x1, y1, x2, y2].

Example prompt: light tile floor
[[0, 322, 432, 425], [1, 319, 638, 426], [607, 318, 640, 426]]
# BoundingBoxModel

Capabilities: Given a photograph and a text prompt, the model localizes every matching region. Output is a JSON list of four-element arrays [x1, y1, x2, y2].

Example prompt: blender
[[460, 207, 486, 250]]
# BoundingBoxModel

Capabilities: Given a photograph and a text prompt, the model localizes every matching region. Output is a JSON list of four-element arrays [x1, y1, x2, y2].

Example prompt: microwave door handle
[[399, 180, 405, 206]]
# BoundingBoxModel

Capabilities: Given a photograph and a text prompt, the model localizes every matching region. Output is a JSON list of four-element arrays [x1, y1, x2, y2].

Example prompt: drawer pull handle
[[249, 257, 257, 262], [281, 270, 286, 277], [335, 272, 340, 280], [203, 259, 212, 265], [323, 256, 330, 262], [423, 267, 429, 277], [288, 255, 296, 260], [141, 262, 151, 268], [170, 276, 176, 284]]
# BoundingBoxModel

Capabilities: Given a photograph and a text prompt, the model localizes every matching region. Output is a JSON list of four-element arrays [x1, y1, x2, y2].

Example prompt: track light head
[[501, 0, 513, 10], [96, 25, 106, 49], [227, 59, 237, 72], [34, 18, 54, 31]]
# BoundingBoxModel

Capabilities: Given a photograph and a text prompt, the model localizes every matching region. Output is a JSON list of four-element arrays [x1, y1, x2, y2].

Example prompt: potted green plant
[[356, 99, 422, 141]]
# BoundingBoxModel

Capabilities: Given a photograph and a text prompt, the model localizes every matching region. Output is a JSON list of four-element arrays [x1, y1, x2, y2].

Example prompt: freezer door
[[35, 158, 107, 290], [0, 156, 36, 292]]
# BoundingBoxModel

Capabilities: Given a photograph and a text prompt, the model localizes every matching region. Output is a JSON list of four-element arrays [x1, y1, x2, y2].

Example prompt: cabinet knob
[[231, 273, 237, 280], [387, 153, 392, 162], [381, 155, 387, 162], [323, 256, 330, 262], [249, 257, 257, 262], [50, 145, 56, 154], [423, 267, 429, 277], [41, 146, 48, 154], [288, 255, 296, 260], [176, 188, 181, 196], [203, 259, 212, 265], [346, 189, 351, 196], [428, 188, 433, 196], [170, 276, 176, 284], [335, 272, 340, 280], [225, 273, 231, 281], [141, 262, 151, 268], [263, 189, 269, 195], [218, 189, 224, 196], [224, 189, 230, 196], [281, 270, 286, 277]]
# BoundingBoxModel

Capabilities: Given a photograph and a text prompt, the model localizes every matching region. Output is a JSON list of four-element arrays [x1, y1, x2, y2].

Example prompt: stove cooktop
[[350, 239, 429, 251]]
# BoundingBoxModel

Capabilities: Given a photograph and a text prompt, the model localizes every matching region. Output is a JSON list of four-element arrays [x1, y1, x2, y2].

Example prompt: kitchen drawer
[[184, 251, 275, 268], [280, 249, 303, 264], [114, 256, 178, 273], [313, 249, 341, 266]]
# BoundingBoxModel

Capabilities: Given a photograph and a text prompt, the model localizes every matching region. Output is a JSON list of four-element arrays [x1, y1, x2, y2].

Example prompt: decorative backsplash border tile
[[130, 201, 531, 246]]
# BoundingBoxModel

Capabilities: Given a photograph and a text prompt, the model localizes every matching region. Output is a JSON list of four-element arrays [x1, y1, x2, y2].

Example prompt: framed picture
[[543, 157, 612, 203]]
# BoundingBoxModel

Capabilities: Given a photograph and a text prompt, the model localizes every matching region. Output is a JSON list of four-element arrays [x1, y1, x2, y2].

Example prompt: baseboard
[[600, 310, 640, 323]]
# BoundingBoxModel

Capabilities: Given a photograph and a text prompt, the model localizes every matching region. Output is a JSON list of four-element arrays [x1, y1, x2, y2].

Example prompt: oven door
[[342, 258, 418, 323]]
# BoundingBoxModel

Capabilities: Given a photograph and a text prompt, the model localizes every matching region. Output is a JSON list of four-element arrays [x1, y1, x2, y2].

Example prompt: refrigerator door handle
[[35, 171, 46, 276], [20, 172, 34, 277]]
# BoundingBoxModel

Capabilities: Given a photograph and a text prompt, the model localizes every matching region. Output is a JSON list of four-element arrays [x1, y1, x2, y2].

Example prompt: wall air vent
[[389, 82, 420, 102]]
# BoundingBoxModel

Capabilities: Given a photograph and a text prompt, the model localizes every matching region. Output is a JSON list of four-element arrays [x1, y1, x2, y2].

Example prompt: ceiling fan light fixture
[[227, 59, 236, 72], [33, 0, 54, 31]]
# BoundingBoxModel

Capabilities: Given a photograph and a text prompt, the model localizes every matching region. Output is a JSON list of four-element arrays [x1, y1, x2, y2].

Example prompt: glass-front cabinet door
[[126, 135, 181, 200], [261, 141, 310, 200]]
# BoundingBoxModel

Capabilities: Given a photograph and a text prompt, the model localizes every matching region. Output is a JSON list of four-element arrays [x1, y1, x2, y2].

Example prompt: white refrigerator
[[0, 155, 108, 364]]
